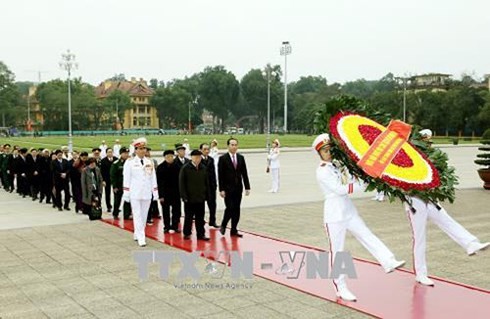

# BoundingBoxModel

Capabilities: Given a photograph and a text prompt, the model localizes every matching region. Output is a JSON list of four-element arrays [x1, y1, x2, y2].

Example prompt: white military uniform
[[405, 196, 478, 277], [316, 161, 398, 289], [123, 155, 158, 246], [113, 143, 121, 157], [210, 145, 219, 180], [267, 146, 280, 193], [99, 144, 108, 159], [183, 142, 191, 159]]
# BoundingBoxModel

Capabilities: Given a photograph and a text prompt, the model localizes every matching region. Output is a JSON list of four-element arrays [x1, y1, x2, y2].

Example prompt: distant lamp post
[[280, 41, 292, 133], [262, 65, 277, 151], [188, 95, 199, 134], [59, 50, 78, 152], [27, 93, 31, 131], [395, 75, 409, 122]]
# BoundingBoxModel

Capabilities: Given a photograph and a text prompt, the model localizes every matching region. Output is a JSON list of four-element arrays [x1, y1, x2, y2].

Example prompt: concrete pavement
[[0, 146, 489, 318]]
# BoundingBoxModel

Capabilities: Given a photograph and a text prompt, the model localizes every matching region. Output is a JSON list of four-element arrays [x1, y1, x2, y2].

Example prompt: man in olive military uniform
[[110, 147, 131, 219], [1, 144, 13, 192]]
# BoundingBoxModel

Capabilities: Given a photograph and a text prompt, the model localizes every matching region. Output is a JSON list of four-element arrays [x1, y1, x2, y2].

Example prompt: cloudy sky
[[2, 0, 489, 85]]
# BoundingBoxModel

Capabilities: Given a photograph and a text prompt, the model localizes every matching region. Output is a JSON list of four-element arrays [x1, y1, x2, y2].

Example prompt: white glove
[[122, 191, 130, 203], [152, 191, 159, 201]]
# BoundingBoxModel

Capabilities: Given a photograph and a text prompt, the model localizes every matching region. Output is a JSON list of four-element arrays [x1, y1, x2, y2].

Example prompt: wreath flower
[[330, 112, 440, 191], [313, 95, 458, 204]]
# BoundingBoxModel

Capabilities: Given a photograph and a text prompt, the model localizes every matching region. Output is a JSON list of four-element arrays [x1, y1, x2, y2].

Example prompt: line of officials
[[123, 137, 251, 246], [0, 138, 251, 243]]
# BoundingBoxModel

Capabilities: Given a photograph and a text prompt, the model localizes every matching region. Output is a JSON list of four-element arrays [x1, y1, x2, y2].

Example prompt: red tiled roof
[[95, 79, 154, 98]]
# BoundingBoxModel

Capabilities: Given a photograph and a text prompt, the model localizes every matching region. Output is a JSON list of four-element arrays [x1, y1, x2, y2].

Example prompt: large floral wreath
[[314, 95, 458, 204]]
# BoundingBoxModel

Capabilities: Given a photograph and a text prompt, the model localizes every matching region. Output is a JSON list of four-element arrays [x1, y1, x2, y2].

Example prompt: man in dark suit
[[180, 150, 209, 240], [157, 150, 182, 233], [174, 143, 189, 170], [218, 138, 250, 237], [200, 143, 219, 228], [15, 148, 30, 197], [38, 149, 52, 204], [51, 149, 71, 211], [26, 148, 42, 200], [100, 148, 117, 213]]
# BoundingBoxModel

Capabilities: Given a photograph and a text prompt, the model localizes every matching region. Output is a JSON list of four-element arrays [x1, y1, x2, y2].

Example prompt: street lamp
[[59, 50, 78, 153], [395, 76, 409, 122], [280, 41, 292, 133], [188, 95, 199, 134], [27, 92, 31, 129], [262, 65, 277, 151]]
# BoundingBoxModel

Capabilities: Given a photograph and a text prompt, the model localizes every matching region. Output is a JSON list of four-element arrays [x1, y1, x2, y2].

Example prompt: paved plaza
[[0, 145, 489, 318]]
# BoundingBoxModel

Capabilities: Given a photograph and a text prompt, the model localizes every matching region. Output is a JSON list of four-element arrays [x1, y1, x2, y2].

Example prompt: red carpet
[[102, 218, 490, 319]]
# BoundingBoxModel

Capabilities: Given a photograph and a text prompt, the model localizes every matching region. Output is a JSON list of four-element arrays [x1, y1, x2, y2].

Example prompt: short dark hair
[[86, 157, 97, 164], [199, 143, 209, 150], [54, 150, 62, 155], [92, 148, 101, 153], [227, 137, 238, 145], [106, 148, 113, 152], [80, 152, 89, 157], [3, 143, 11, 147]]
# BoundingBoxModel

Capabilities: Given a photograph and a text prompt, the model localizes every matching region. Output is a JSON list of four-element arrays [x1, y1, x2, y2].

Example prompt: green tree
[[239, 66, 281, 133], [198, 66, 239, 131], [288, 76, 341, 132], [151, 75, 203, 130], [341, 78, 376, 99], [36, 78, 98, 130], [445, 86, 485, 136], [103, 90, 133, 129], [478, 92, 490, 131], [0, 62, 19, 127]]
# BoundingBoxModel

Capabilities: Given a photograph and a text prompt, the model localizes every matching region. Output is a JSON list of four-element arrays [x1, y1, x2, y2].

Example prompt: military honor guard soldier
[[313, 133, 405, 302], [404, 129, 490, 286], [123, 138, 158, 247]]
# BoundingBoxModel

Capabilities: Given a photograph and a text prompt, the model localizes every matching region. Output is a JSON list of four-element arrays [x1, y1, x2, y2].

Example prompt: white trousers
[[131, 199, 151, 245], [325, 213, 395, 289], [406, 199, 477, 276], [270, 168, 280, 193]]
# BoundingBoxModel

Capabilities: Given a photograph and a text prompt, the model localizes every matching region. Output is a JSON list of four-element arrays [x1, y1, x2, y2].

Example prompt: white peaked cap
[[419, 129, 433, 138], [132, 137, 148, 147], [312, 133, 331, 152]]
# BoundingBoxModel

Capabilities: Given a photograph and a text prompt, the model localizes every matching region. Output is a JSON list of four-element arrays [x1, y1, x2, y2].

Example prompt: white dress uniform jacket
[[316, 160, 400, 291], [316, 161, 364, 223], [123, 156, 158, 200], [267, 147, 280, 169], [113, 144, 121, 157]]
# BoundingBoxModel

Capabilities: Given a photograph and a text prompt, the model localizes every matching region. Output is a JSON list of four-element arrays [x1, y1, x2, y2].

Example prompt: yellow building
[[27, 85, 44, 131], [409, 73, 451, 92], [95, 78, 158, 129]]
